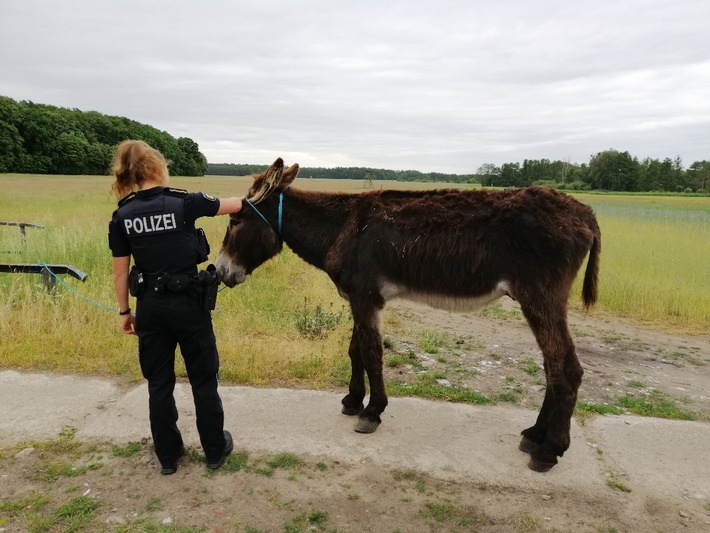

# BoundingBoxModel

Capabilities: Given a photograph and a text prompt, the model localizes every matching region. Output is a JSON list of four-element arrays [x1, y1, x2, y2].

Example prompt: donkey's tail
[[582, 219, 601, 310]]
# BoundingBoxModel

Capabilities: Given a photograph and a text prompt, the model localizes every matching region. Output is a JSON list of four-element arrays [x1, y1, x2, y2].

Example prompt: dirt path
[[1, 300, 709, 532], [383, 299, 710, 422]]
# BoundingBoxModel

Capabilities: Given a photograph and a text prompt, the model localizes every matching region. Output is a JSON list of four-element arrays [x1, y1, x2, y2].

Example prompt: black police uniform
[[108, 186, 226, 468]]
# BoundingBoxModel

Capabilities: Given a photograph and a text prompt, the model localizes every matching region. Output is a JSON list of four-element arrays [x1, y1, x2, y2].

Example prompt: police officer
[[108, 140, 244, 475]]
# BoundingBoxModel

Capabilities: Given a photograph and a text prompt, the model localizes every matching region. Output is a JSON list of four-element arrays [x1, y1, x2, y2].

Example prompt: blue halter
[[244, 191, 285, 235]]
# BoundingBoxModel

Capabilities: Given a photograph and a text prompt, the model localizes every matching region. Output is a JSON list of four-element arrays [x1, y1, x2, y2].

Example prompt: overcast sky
[[2, 1, 709, 174]]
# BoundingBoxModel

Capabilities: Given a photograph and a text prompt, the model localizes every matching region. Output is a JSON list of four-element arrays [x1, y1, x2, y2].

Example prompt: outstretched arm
[[216, 196, 245, 216]]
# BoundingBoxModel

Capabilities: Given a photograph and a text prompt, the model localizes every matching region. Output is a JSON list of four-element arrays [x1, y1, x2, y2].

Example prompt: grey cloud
[[1, 0, 709, 173]]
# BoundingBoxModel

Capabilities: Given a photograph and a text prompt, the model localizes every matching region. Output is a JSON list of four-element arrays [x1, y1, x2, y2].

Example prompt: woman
[[108, 139, 244, 475]]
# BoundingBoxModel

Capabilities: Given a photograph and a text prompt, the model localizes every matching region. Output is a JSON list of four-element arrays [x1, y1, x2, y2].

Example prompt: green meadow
[[0, 174, 708, 387], [573, 192, 709, 331]]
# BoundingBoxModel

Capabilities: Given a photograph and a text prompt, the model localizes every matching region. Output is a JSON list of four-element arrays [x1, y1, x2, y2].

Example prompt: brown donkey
[[216, 158, 601, 471]]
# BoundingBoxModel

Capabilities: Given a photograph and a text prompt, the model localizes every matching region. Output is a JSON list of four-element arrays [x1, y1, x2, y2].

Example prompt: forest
[[1, 95, 708, 193], [0, 96, 207, 176], [209, 154, 710, 193], [473, 154, 710, 193], [207, 163, 479, 184]]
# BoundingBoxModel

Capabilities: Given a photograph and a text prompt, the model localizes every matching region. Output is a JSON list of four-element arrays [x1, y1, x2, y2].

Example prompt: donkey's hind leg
[[518, 294, 583, 472]]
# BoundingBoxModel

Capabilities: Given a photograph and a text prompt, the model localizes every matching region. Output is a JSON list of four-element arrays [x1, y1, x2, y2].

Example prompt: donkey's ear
[[263, 158, 285, 188], [267, 157, 284, 174], [282, 163, 300, 186], [250, 158, 284, 204]]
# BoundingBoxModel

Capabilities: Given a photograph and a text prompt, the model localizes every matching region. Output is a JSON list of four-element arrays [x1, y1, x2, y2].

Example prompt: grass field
[[573, 192, 710, 330], [0, 174, 708, 387]]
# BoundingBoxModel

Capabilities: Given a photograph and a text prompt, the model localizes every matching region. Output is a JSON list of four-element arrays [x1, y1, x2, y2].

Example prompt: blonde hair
[[110, 140, 169, 199]]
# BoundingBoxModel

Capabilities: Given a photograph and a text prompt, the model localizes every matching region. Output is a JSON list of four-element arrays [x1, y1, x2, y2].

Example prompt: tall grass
[[1, 175, 708, 389], [572, 193, 710, 332], [0, 174, 352, 386]]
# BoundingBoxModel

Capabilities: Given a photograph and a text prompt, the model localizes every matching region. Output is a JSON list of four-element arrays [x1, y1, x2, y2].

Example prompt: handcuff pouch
[[128, 266, 145, 298]]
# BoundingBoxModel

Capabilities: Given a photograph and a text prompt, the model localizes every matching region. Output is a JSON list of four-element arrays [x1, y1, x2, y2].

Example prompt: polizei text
[[124, 213, 178, 235]]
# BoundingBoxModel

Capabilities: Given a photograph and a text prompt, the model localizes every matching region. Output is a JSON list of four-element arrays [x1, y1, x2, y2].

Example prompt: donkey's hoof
[[518, 436, 540, 454], [354, 418, 380, 434], [528, 456, 557, 472], [341, 404, 364, 416]]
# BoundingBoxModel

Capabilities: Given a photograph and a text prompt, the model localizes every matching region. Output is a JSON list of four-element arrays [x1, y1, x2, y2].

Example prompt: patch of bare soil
[[383, 298, 710, 422], [1, 437, 706, 533], [1, 299, 709, 532]]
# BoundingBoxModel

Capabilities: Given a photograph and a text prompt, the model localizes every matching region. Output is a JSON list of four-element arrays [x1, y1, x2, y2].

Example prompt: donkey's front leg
[[341, 322, 366, 416], [350, 304, 387, 433]]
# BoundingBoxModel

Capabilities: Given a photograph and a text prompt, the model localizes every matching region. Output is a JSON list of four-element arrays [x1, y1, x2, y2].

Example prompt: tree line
[[207, 163, 478, 184], [209, 151, 710, 193], [0, 96, 207, 176], [475, 152, 709, 193], [2, 95, 708, 193]]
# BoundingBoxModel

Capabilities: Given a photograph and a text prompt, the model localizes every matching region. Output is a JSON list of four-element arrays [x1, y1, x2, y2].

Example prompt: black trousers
[[135, 290, 226, 466]]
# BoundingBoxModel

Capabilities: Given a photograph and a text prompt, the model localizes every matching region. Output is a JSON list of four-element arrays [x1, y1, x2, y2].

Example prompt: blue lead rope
[[28, 193, 288, 311], [277, 191, 284, 235], [245, 191, 285, 235], [36, 262, 118, 312], [36, 262, 228, 308], [244, 198, 270, 226]]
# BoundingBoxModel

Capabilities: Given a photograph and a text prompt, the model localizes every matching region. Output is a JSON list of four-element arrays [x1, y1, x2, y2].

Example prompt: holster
[[196, 264, 220, 311], [128, 266, 145, 298], [196, 228, 210, 264]]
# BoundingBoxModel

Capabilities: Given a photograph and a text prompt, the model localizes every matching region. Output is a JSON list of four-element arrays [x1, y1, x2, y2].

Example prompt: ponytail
[[110, 140, 168, 199]]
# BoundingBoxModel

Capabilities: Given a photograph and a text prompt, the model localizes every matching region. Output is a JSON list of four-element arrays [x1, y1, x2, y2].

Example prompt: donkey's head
[[215, 158, 299, 287]]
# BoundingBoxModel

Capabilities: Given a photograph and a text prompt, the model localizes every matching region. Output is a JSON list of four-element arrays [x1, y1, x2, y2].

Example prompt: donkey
[[216, 158, 601, 472]]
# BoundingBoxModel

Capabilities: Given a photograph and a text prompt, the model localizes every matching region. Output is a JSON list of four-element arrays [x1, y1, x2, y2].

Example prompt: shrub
[[294, 299, 347, 338]]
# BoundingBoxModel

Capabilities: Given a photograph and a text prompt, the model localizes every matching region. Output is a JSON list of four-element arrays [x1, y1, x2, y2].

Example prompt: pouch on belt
[[128, 266, 145, 297], [197, 264, 220, 311]]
